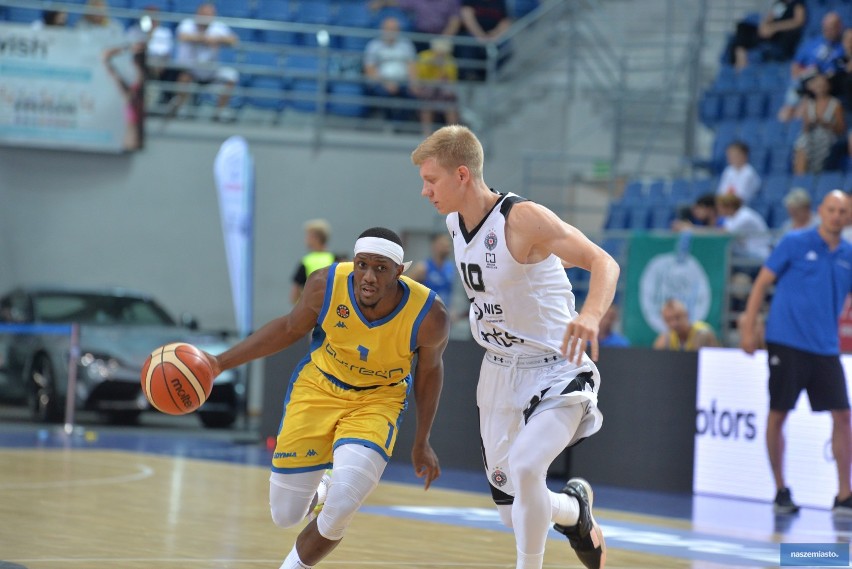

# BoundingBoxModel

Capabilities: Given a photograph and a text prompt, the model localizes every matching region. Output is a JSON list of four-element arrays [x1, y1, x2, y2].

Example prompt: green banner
[[624, 233, 730, 347]]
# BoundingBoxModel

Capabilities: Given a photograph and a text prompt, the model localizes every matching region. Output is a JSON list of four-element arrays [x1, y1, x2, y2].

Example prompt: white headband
[[354, 237, 412, 271]]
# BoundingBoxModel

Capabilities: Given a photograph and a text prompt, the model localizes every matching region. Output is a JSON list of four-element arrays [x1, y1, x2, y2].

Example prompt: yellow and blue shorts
[[271, 357, 410, 473]]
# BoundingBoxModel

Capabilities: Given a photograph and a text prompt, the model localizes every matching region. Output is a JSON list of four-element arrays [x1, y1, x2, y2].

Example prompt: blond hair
[[304, 218, 331, 244], [411, 125, 484, 180]]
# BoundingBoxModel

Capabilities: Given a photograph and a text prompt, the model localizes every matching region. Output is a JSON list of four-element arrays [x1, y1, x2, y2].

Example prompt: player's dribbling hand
[[740, 332, 757, 355], [412, 442, 441, 490], [562, 313, 599, 364], [201, 351, 222, 378]]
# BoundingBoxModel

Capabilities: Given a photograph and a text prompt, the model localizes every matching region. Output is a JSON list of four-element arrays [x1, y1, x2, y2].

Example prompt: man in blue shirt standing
[[740, 190, 852, 516]]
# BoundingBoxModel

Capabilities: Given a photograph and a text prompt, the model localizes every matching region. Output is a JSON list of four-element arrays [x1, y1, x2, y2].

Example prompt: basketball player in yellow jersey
[[206, 227, 450, 569]]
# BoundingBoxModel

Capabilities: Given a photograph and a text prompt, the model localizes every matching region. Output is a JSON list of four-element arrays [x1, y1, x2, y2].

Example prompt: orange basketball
[[141, 343, 214, 415]]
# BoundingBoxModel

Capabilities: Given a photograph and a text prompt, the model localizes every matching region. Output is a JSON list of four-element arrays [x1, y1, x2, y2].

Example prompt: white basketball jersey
[[447, 192, 578, 357]]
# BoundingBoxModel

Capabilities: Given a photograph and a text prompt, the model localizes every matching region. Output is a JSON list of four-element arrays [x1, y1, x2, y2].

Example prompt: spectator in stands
[[830, 29, 852, 111], [717, 193, 772, 262], [290, 219, 336, 305], [33, 9, 68, 28], [599, 305, 631, 348], [653, 299, 719, 351], [168, 3, 239, 121], [778, 11, 844, 121], [126, 6, 174, 81], [369, 0, 461, 50], [411, 37, 460, 136], [717, 141, 762, 203], [364, 17, 418, 122], [408, 233, 455, 310], [672, 193, 722, 230], [76, 0, 123, 34], [792, 74, 846, 173], [457, 0, 512, 81], [780, 188, 820, 234], [727, 0, 806, 70]]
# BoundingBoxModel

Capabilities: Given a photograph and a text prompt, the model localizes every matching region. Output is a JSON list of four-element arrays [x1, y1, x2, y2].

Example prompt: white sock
[[550, 490, 579, 527], [516, 549, 545, 569], [280, 545, 313, 569]]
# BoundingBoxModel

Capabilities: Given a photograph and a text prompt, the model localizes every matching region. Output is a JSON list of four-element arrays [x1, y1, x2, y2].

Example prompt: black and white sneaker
[[553, 478, 606, 569], [833, 494, 852, 517], [773, 487, 800, 515]]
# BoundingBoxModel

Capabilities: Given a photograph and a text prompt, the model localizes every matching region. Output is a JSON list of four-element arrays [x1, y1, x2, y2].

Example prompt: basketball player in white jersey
[[412, 126, 620, 569]]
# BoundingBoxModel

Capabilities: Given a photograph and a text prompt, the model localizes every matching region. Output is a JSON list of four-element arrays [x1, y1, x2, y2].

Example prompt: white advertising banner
[[213, 136, 255, 338], [694, 347, 848, 509], [0, 22, 134, 153]]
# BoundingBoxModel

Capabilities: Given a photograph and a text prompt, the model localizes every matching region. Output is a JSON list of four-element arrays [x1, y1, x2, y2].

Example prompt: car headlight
[[80, 352, 121, 380]]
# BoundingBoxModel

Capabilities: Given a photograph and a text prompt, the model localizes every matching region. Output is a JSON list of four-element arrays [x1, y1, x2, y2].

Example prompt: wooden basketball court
[[0, 420, 837, 569]]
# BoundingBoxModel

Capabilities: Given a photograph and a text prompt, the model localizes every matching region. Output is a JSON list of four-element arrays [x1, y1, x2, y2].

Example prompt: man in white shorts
[[412, 125, 620, 569]]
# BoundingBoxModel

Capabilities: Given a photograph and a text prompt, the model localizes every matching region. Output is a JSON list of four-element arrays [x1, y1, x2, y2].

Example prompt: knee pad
[[316, 444, 385, 541], [269, 471, 323, 529], [497, 504, 514, 528]]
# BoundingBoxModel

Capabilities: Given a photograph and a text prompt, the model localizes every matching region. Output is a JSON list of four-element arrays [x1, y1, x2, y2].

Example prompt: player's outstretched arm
[[740, 266, 776, 355], [411, 297, 450, 490], [207, 268, 328, 375]]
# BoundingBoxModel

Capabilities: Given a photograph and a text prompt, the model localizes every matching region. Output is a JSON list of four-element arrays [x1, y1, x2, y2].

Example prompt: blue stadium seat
[[790, 173, 816, 194], [770, 202, 789, 229], [620, 180, 645, 205], [604, 204, 629, 230], [752, 202, 773, 227], [372, 6, 413, 30], [646, 180, 668, 204], [328, 82, 367, 117], [296, 2, 334, 47], [699, 92, 722, 126], [246, 75, 286, 111], [762, 174, 791, 205], [130, 0, 170, 9], [171, 0, 199, 14], [734, 67, 760, 92], [334, 2, 375, 28], [761, 119, 787, 146], [218, 2, 253, 19], [627, 206, 651, 230], [670, 179, 692, 205], [720, 93, 743, 121], [743, 92, 767, 119], [649, 206, 675, 230], [691, 177, 717, 198], [713, 66, 736, 91], [512, 0, 540, 19], [750, 146, 770, 176], [285, 55, 323, 112], [814, 171, 845, 199], [766, 144, 792, 176]]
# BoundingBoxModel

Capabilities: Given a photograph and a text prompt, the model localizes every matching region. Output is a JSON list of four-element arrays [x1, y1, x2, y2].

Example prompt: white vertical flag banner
[[213, 136, 255, 338]]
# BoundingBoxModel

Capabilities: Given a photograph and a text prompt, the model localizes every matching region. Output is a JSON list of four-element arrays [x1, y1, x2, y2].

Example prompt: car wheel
[[198, 409, 237, 429], [28, 355, 62, 423]]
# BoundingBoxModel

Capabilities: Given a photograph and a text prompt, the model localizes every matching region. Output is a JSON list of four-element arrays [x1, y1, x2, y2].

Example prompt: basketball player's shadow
[[772, 512, 799, 535], [833, 516, 852, 543]]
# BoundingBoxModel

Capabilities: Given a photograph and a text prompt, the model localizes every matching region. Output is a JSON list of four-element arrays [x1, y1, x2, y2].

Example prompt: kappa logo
[[484, 230, 498, 251], [306, 449, 318, 457], [337, 304, 350, 318], [335, 321, 348, 329]]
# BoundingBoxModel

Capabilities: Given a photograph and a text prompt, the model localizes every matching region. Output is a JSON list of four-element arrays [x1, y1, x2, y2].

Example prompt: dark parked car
[[0, 287, 242, 428]]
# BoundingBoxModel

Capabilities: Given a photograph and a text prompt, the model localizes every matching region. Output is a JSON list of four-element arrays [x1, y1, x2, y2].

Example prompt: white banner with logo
[[0, 22, 137, 153], [694, 347, 848, 509], [213, 136, 255, 338]]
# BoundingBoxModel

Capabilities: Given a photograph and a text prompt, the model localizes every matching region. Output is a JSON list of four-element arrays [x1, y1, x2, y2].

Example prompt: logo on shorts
[[336, 304, 350, 318], [306, 449, 318, 457], [491, 468, 508, 487], [770, 355, 781, 366], [484, 230, 498, 251]]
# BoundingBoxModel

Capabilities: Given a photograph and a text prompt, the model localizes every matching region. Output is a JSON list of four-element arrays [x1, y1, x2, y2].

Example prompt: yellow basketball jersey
[[310, 262, 436, 389], [667, 321, 712, 351]]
